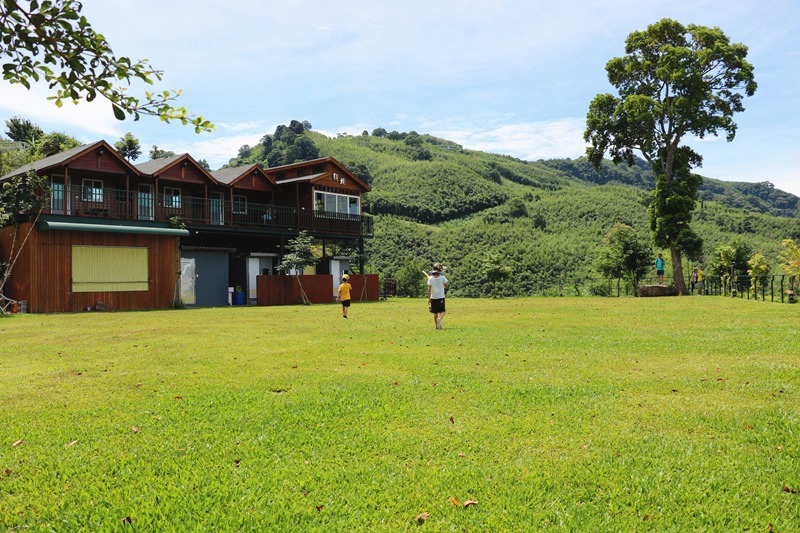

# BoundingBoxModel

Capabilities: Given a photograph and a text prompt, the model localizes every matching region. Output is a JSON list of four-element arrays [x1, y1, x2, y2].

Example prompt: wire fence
[[382, 274, 797, 303], [587, 274, 797, 303], [700, 275, 797, 304]]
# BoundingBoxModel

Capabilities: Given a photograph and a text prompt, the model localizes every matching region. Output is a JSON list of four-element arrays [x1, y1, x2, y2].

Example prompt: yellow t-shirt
[[338, 282, 352, 301]]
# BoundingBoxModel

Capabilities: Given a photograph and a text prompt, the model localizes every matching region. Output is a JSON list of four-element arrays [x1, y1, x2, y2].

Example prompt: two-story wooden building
[[0, 140, 372, 313]]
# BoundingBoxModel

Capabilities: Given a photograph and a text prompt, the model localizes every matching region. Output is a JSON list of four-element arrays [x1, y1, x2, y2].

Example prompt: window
[[82, 179, 103, 202], [163, 187, 182, 209], [233, 195, 247, 214], [72, 246, 149, 292], [314, 191, 360, 216]]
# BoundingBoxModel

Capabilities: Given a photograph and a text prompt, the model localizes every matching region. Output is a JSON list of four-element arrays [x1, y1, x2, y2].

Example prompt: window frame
[[81, 179, 104, 203], [313, 191, 360, 217], [162, 187, 182, 209], [233, 194, 248, 215]]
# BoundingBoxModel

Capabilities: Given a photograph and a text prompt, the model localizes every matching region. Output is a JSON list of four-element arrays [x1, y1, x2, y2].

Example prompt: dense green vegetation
[[290, 127, 799, 296], [2, 299, 799, 530], [4, 116, 798, 298]]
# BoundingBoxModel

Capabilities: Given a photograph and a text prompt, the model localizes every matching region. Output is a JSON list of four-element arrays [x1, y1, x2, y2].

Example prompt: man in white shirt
[[427, 269, 449, 330]]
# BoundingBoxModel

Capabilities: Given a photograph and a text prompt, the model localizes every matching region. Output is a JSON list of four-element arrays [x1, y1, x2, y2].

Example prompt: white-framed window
[[82, 179, 103, 202], [233, 195, 248, 214], [163, 187, 182, 209], [314, 191, 360, 216]]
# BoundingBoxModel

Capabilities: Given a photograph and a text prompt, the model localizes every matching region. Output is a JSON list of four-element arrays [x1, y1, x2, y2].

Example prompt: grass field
[[1, 297, 798, 531]]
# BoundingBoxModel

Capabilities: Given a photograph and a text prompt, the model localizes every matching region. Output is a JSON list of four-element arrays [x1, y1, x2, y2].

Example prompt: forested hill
[[226, 124, 800, 296], [540, 157, 800, 219]]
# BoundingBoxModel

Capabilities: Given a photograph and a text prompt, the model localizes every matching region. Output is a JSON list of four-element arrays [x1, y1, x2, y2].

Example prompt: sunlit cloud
[[0, 83, 123, 140], [432, 119, 588, 161]]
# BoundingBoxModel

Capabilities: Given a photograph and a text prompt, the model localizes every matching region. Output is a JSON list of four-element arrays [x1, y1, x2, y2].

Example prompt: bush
[[589, 281, 612, 297]]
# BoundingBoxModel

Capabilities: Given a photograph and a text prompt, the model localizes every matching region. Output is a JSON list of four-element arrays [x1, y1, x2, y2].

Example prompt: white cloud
[[432, 119, 588, 161], [0, 83, 123, 140], [157, 134, 262, 168]]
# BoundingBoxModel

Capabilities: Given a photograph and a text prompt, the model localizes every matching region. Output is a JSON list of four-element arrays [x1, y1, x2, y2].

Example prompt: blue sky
[[2, 0, 799, 196]]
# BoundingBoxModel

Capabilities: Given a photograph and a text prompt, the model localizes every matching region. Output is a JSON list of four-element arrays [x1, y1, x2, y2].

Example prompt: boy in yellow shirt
[[337, 274, 352, 319]]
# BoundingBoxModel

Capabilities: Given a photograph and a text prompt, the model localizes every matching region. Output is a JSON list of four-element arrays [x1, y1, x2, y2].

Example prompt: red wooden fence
[[256, 274, 379, 306]]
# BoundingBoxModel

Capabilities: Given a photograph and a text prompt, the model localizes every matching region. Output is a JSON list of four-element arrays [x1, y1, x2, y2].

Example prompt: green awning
[[39, 220, 189, 236]]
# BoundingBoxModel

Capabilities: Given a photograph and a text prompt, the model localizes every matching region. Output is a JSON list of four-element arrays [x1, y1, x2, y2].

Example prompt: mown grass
[[1, 297, 798, 531]]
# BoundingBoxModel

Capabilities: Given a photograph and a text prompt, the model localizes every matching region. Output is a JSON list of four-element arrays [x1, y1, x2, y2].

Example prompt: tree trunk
[[295, 275, 310, 305], [669, 242, 687, 295]]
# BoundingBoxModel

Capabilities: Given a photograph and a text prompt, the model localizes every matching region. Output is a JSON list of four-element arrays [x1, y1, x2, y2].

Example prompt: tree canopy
[[114, 132, 142, 161], [594, 223, 651, 290], [149, 145, 176, 160], [585, 18, 756, 293], [0, 0, 213, 132], [5, 115, 43, 144], [228, 121, 319, 168]]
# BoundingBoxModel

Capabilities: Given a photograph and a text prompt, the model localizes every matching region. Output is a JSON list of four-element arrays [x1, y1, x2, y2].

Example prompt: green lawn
[[1, 297, 798, 531]]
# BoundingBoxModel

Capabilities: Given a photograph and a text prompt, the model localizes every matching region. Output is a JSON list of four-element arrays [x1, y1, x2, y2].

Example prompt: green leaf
[[112, 103, 126, 120]]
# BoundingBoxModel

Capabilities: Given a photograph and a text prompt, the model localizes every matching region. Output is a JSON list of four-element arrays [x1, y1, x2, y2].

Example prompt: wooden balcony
[[46, 185, 373, 237]]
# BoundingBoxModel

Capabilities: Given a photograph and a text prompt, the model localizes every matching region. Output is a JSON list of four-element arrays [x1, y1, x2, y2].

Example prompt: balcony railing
[[46, 185, 373, 236]]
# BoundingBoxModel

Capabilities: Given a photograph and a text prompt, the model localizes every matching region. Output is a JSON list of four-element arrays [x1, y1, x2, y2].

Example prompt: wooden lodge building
[[0, 141, 374, 313]]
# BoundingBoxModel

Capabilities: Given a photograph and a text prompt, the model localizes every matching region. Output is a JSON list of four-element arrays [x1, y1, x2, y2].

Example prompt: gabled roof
[[265, 157, 332, 174], [134, 153, 186, 175], [265, 156, 371, 192], [211, 164, 273, 186], [135, 153, 219, 185], [1, 140, 141, 182]]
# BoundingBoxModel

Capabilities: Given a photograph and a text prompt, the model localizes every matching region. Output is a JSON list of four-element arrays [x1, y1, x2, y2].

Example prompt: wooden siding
[[313, 171, 365, 193], [68, 146, 133, 175], [156, 163, 213, 185], [234, 171, 275, 192], [256, 275, 334, 306], [0, 223, 33, 305], [255, 274, 378, 306], [344, 274, 380, 301], [1, 223, 180, 313]]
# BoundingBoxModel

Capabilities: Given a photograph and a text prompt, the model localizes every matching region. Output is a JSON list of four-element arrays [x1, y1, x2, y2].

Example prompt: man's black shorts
[[430, 298, 445, 313]]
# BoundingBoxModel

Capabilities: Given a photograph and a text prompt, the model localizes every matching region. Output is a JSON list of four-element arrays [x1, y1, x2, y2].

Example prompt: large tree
[[585, 18, 756, 294], [1, 0, 213, 132]]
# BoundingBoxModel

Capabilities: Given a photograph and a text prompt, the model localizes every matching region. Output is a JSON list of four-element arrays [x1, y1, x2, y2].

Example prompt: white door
[[180, 258, 196, 305], [248, 256, 275, 301], [248, 257, 260, 300], [330, 259, 341, 295], [330, 258, 351, 295]]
